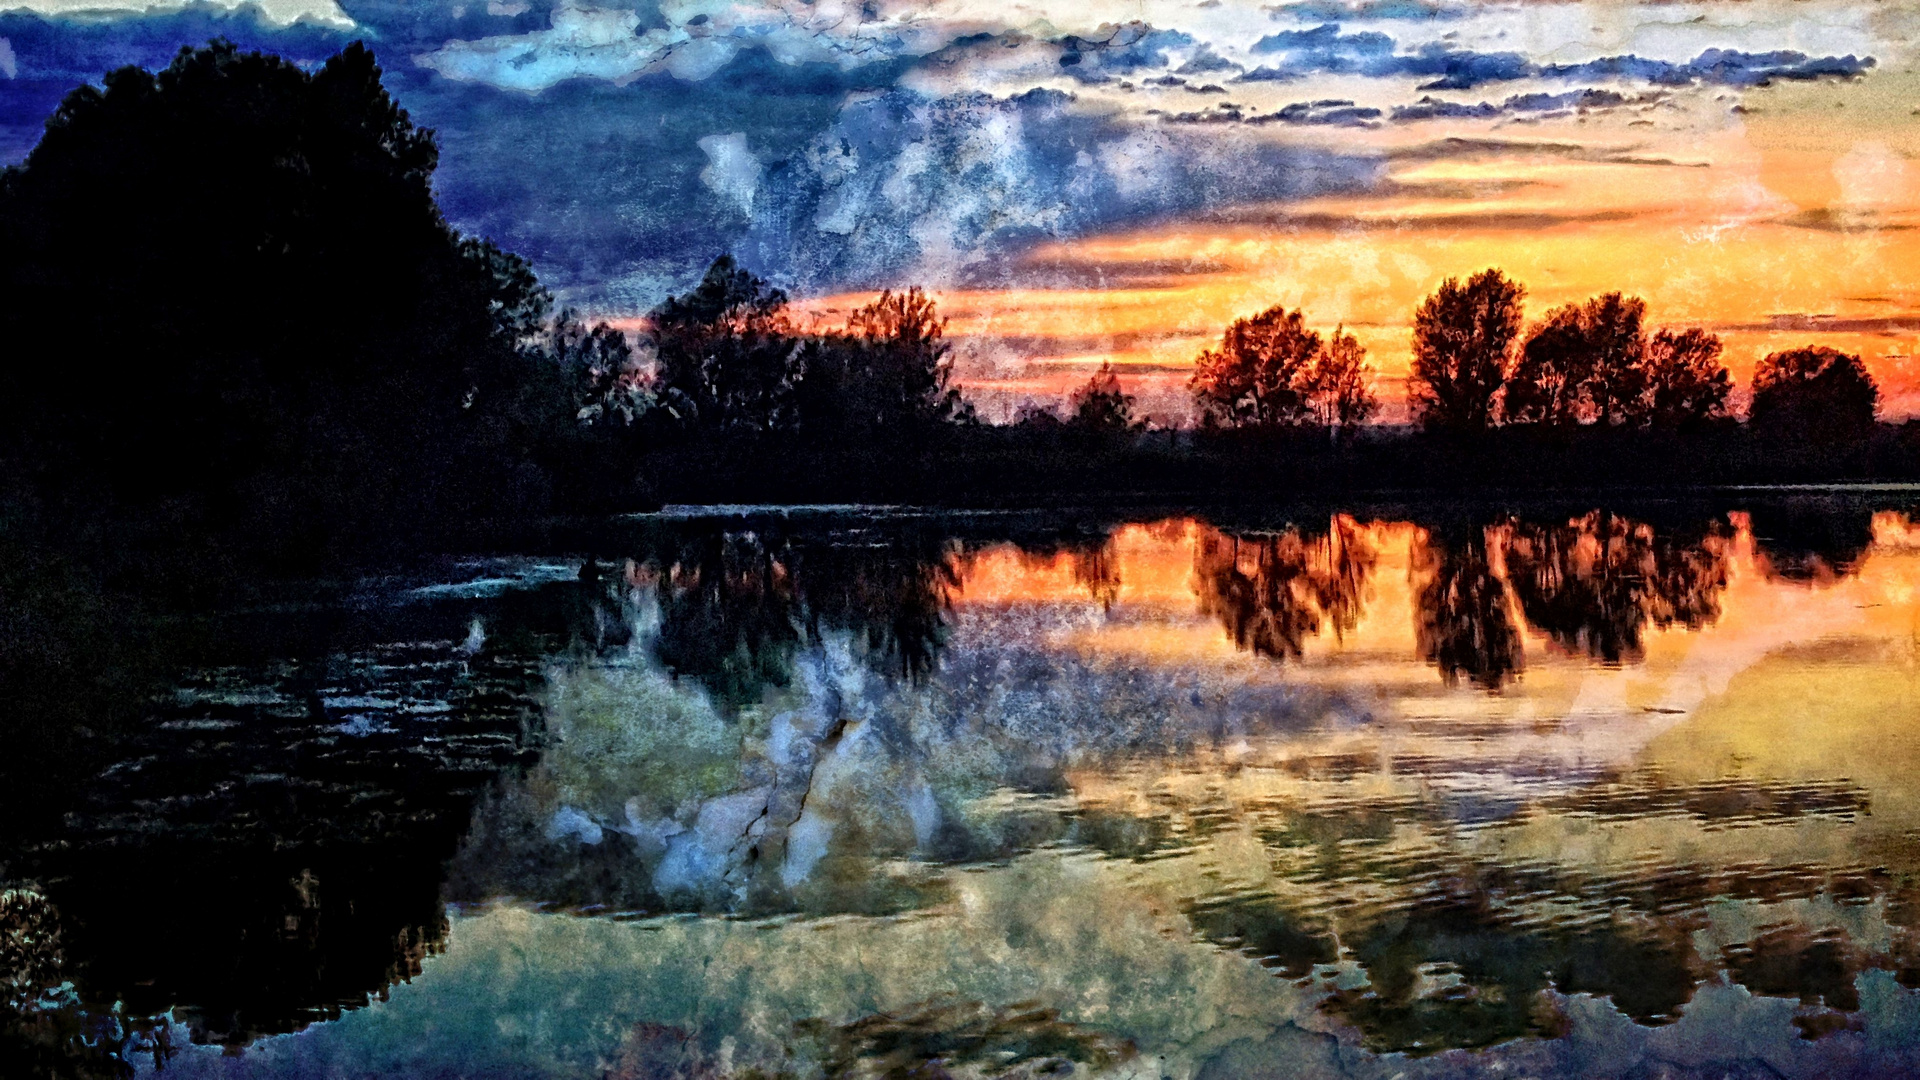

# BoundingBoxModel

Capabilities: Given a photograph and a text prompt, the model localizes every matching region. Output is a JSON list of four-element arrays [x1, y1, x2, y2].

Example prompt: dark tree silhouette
[[795, 287, 969, 438], [548, 313, 647, 428], [1189, 305, 1320, 428], [1193, 518, 1376, 661], [1642, 328, 1731, 430], [1747, 503, 1875, 583], [1409, 270, 1525, 433], [1505, 293, 1646, 426], [1412, 526, 1523, 689], [0, 41, 565, 560], [1749, 346, 1879, 443], [1500, 512, 1728, 665], [1304, 326, 1380, 431], [1070, 362, 1141, 433], [650, 255, 800, 432]]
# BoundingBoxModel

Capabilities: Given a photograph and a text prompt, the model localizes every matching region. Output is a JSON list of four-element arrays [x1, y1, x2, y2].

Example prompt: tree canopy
[[0, 40, 566, 561], [1749, 346, 1878, 441], [1408, 269, 1526, 433]]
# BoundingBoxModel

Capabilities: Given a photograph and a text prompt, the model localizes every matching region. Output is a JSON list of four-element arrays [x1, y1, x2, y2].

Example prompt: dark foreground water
[[9, 496, 1920, 1079]]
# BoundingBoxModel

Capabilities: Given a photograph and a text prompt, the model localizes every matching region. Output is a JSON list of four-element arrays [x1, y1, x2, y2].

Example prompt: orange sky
[[800, 69, 1920, 424]]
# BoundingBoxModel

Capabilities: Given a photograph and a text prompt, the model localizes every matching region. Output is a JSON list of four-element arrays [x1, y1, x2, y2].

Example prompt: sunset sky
[[1, 0, 1915, 421]]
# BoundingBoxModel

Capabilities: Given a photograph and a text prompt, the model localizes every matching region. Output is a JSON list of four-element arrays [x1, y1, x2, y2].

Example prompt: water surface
[[9, 497, 1920, 1079]]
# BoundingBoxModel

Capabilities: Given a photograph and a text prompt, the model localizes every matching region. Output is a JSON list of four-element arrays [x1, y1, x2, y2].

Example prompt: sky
[[0, 0, 1914, 422]]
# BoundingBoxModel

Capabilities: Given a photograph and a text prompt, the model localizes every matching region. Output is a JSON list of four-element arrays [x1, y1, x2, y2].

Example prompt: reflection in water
[[11, 499, 1920, 1077], [1413, 525, 1526, 689], [1500, 512, 1730, 665], [651, 527, 961, 704], [1193, 516, 1377, 661]]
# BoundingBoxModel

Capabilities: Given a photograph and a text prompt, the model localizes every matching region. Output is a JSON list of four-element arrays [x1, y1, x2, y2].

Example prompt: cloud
[[1055, 22, 1196, 84], [1241, 30, 1872, 92], [1265, 0, 1465, 21], [1164, 97, 1382, 127], [1390, 88, 1653, 122], [7, 0, 348, 27], [731, 86, 1382, 294], [413, 0, 961, 92], [1540, 48, 1875, 88], [698, 132, 762, 217]]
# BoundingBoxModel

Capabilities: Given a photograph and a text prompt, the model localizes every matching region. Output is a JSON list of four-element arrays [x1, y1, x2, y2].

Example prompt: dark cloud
[[1391, 88, 1652, 121], [1248, 98, 1382, 126], [1382, 136, 1705, 168], [1541, 48, 1875, 88], [1056, 22, 1196, 84], [1243, 30, 1872, 92], [1718, 313, 1920, 334]]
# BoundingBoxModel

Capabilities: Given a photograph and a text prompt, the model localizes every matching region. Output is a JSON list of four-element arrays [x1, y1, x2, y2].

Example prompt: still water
[[9, 497, 1920, 1078]]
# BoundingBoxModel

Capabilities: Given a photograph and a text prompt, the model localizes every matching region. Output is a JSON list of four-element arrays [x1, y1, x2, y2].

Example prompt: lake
[[8, 495, 1920, 1079]]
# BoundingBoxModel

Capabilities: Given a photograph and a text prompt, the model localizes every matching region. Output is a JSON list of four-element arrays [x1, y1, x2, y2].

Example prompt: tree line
[[1179, 268, 1881, 441]]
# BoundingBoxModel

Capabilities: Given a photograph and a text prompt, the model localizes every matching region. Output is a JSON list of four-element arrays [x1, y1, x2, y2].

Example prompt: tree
[[794, 286, 969, 438], [548, 313, 648, 428], [1749, 345, 1878, 442], [1189, 305, 1320, 428], [1641, 328, 1731, 429], [1505, 293, 1646, 426], [0, 40, 566, 559], [1409, 269, 1525, 433], [1070, 362, 1140, 433], [1302, 325, 1380, 430], [650, 255, 800, 432]]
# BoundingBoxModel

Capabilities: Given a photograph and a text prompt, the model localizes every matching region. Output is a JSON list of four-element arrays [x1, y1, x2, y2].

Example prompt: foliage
[[1190, 305, 1321, 428], [1409, 269, 1526, 433], [0, 41, 569, 562], [1070, 362, 1141, 433], [1642, 328, 1732, 429], [547, 312, 648, 427], [795, 286, 970, 438], [650, 255, 800, 432], [1506, 293, 1647, 426], [1306, 326, 1380, 429], [1749, 345, 1879, 442]]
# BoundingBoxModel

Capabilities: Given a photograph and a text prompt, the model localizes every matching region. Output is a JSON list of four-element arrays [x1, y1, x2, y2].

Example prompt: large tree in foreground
[[1749, 346, 1878, 442], [0, 40, 564, 556], [1408, 269, 1525, 433]]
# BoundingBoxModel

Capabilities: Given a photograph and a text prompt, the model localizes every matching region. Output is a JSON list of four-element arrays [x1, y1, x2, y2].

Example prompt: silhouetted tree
[[1409, 270, 1526, 434], [795, 287, 969, 439], [0, 40, 567, 560], [1749, 346, 1878, 444], [650, 255, 800, 432], [1412, 526, 1523, 689], [1642, 328, 1731, 430], [548, 313, 648, 428], [1747, 502, 1875, 583], [1505, 293, 1646, 427], [1303, 326, 1380, 431], [1189, 305, 1320, 428], [1070, 363, 1141, 433]]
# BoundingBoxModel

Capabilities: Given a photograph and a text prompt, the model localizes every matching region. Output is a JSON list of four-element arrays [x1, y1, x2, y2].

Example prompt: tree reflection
[[648, 528, 963, 704], [1500, 512, 1730, 665], [1193, 517, 1377, 661], [1747, 503, 1875, 584], [1412, 526, 1525, 690]]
